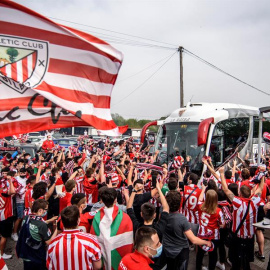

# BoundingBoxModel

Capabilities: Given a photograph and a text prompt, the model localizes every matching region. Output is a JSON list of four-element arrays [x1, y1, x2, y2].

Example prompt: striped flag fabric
[[90, 205, 133, 270], [0, 254, 7, 270], [0, 0, 128, 137]]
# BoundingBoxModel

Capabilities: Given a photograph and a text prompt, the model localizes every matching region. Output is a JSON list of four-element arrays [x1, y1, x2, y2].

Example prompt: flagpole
[[178, 46, 184, 108]]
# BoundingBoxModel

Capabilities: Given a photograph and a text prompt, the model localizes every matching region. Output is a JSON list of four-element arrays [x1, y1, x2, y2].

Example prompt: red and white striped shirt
[[182, 184, 202, 224], [47, 229, 101, 270], [74, 175, 85, 194], [40, 173, 50, 186], [231, 195, 261, 239], [197, 204, 225, 240], [0, 193, 13, 221]]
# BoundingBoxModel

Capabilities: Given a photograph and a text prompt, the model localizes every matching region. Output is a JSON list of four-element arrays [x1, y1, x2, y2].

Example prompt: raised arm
[[68, 170, 78, 181], [254, 175, 265, 197], [232, 159, 236, 178], [219, 167, 234, 202], [127, 165, 134, 187], [35, 164, 43, 183], [198, 184, 206, 202], [45, 183, 56, 201], [99, 160, 105, 183], [202, 157, 220, 181], [156, 180, 169, 212], [127, 190, 136, 209]]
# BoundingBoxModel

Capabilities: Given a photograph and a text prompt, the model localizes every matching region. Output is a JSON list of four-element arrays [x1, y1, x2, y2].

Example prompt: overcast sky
[[14, 0, 270, 120]]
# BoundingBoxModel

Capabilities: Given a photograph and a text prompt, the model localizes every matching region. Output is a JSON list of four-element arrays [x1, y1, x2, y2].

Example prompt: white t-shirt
[[15, 176, 28, 204]]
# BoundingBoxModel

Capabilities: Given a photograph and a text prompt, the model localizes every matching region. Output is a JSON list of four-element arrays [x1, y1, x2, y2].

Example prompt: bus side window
[[209, 118, 249, 167]]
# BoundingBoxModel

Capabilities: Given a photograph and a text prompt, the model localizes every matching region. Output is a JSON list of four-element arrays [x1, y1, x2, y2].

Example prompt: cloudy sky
[[14, 0, 270, 120]]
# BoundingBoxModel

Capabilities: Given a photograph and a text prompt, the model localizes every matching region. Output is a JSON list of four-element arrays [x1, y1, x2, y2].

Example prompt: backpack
[[16, 215, 46, 264]]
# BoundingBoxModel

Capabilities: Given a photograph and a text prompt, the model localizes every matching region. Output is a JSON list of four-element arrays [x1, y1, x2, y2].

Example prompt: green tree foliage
[[112, 113, 168, 129], [111, 113, 126, 126], [6, 48, 19, 63]]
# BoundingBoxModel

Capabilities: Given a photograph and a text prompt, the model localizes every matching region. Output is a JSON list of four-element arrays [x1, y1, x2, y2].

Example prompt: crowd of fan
[[0, 134, 270, 270]]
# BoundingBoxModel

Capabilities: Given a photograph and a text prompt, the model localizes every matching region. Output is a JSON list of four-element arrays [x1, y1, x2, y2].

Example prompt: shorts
[[16, 203, 25, 219], [256, 205, 265, 231], [0, 217, 14, 238]]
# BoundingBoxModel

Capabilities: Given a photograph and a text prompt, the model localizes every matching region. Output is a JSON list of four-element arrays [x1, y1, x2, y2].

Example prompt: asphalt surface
[[4, 234, 268, 270]]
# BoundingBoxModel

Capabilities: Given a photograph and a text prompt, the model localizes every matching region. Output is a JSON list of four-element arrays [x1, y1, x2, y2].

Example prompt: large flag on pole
[[90, 205, 133, 270], [0, 0, 128, 137]]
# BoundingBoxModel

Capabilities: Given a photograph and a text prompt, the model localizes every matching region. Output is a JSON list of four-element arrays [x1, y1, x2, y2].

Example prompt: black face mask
[[20, 174, 26, 178]]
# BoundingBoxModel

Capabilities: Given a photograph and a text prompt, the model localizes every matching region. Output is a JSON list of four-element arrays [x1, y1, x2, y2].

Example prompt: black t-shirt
[[127, 208, 169, 241], [163, 212, 191, 258], [127, 185, 152, 223]]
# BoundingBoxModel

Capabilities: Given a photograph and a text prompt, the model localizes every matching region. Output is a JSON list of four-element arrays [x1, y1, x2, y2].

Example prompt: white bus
[[141, 103, 270, 178]]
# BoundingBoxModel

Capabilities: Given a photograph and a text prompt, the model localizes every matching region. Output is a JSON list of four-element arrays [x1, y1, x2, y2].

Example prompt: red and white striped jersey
[[24, 187, 33, 216], [74, 175, 85, 194], [182, 184, 202, 224], [231, 195, 261, 239], [197, 204, 225, 240], [0, 193, 13, 221], [47, 229, 101, 270], [40, 173, 50, 186]]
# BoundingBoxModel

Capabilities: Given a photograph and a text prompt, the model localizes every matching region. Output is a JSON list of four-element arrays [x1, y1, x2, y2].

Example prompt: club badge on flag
[[0, 0, 128, 137]]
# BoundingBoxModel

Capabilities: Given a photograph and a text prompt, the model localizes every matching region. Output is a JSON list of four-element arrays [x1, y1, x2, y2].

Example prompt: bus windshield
[[154, 122, 205, 175]]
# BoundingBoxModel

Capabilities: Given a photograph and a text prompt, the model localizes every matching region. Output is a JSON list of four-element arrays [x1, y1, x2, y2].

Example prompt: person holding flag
[[90, 187, 133, 270]]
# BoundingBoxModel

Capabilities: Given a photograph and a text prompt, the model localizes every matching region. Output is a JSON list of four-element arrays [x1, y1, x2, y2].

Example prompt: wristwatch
[[132, 189, 138, 193]]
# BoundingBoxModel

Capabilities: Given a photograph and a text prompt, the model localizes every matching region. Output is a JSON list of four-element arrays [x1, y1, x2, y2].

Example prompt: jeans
[[166, 248, 189, 270]]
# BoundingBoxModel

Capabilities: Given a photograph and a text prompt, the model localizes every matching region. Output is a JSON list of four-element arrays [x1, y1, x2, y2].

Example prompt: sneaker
[[255, 251, 265, 261], [11, 233, 18, 241], [189, 244, 195, 251], [2, 253, 12, 259], [216, 261, 225, 270], [202, 267, 208, 270]]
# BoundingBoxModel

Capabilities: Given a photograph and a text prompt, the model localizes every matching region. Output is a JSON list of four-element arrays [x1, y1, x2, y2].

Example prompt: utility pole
[[178, 46, 184, 108]]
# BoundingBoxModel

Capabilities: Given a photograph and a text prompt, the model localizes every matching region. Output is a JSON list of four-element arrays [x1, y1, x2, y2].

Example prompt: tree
[[6, 48, 19, 63], [112, 113, 126, 126]]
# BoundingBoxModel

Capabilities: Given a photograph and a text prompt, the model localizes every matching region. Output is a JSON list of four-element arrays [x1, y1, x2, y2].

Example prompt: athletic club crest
[[0, 35, 49, 94]]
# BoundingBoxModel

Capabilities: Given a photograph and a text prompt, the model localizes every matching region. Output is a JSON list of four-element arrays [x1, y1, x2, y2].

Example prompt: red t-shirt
[[197, 203, 225, 240], [59, 193, 72, 214], [78, 212, 96, 233], [182, 184, 202, 224], [119, 250, 153, 270], [0, 193, 13, 221], [42, 140, 55, 153]]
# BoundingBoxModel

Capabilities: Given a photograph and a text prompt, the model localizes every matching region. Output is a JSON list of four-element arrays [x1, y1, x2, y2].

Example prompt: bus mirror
[[198, 118, 214, 146]]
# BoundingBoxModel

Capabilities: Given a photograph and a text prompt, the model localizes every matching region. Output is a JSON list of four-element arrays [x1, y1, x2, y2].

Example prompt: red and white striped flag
[[0, 0, 128, 138]]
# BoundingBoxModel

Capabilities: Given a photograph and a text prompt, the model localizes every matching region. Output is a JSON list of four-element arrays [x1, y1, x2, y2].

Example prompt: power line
[[49, 16, 178, 49], [112, 50, 178, 107], [117, 52, 177, 83], [49, 16, 268, 97], [184, 49, 270, 97]]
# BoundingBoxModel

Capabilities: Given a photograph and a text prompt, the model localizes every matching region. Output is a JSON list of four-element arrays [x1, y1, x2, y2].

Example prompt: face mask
[[47, 171, 51, 175], [41, 210, 47, 217], [27, 157, 31, 160], [148, 244, 163, 258], [59, 171, 62, 176], [21, 174, 26, 178]]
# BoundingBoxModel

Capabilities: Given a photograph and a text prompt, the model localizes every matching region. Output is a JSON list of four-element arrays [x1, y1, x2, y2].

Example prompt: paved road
[[4, 233, 269, 270]]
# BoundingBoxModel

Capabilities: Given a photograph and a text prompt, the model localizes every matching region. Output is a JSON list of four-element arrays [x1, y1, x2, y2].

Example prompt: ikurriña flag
[[0, 0, 128, 137], [90, 205, 133, 270]]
